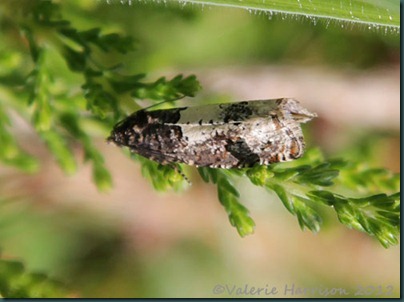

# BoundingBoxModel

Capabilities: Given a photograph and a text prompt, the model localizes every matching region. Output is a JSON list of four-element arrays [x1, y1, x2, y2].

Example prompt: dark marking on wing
[[225, 139, 260, 167], [145, 107, 186, 124], [221, 103, 253, 123]]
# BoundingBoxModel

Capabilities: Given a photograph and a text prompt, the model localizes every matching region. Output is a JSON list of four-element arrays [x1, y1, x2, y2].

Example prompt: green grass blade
[[175, 0, 400, 29]]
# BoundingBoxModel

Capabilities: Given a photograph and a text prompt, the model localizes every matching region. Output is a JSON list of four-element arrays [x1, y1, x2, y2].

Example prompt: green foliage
[[0, 258, 67, 298], [197, 148, 400, 248], [0, 0, 200, 191], [308, 191, 399, 247], [0, 105, 39, 172], [244, 149, 400, 248], [0, 0, 399, 254], [135, 154, 187, 191], [199, 168, 256, 237], [0, 0, 399, 298]]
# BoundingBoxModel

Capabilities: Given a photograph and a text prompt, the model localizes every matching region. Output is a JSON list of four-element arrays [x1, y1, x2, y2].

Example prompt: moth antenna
[[171, 164, 192, 185], [143, 95, 186, 111]]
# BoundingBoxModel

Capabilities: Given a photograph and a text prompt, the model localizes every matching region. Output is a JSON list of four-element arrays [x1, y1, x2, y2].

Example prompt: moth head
[[107, 118, 133, 146], [280, 98, 317, 123], [107, 130, 123, 146]]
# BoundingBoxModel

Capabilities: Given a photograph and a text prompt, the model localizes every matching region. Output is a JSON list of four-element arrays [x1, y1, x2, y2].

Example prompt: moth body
[[108, 98, 317, 168]]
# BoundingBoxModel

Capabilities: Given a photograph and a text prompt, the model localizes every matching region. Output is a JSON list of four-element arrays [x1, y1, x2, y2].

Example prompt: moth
[[108, 98, 317, 169]]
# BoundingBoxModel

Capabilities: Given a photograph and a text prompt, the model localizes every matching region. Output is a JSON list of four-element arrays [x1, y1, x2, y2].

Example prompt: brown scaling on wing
[[288, 137, 302, 159]]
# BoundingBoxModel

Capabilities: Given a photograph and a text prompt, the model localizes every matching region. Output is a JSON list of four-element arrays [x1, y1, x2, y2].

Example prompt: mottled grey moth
[[108, 98, 317, 168]]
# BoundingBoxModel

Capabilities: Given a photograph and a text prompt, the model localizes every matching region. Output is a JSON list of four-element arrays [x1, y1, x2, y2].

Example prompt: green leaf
[[337, 162, 400, 194], [40, 131, 77, 175], [92, 33, 135, 54], [174, 0, 400, 28], [20, 27, 41, 63], [59, 112, 113, 191], [246, 165, 274, 186], [82, 82, 119, 119], [218, 177, 240, 198], [296, 163, 339, 186], [136, 155, 186, 191], [93, 163, 113, 192], [269, 165, 302, 181], [197, 167, 219, 184], [25, 49, 53, 132], [244, 148, 400, 247], [0, 259, 67, 298], [330, 193, 400, 248], [0, 106, 39, 172], [108, 73, 146, 94], [199, 169, 256, 237], [130, 75, 201, 101], [307, 190, 335, 206], [270, 183, 295, 214], [293, 196, 322, 232], [389, 192, 400, 201], [197, 167, 210, 183], [267, 184, 322, 232], [61, 46, 87, 72]]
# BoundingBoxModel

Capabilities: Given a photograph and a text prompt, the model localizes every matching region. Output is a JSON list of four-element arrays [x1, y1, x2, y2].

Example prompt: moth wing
[[172, 100, 280, 126], [130, 141, 182, 165]]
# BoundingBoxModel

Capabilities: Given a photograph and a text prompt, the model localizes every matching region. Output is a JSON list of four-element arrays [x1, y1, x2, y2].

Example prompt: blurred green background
[[0, 0, 400, 298]]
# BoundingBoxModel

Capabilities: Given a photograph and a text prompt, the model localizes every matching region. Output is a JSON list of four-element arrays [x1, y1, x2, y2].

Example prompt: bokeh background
[[0, 0, 400, 298]]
